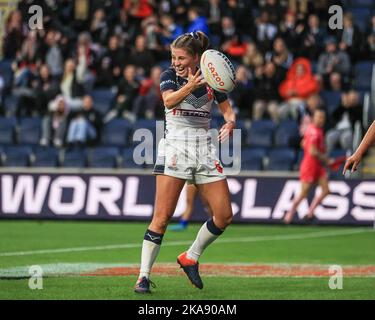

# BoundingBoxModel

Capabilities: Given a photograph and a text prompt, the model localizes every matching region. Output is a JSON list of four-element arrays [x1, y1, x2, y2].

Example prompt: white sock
[[187, 219, 223, 261], [138, 229, 164, 279]]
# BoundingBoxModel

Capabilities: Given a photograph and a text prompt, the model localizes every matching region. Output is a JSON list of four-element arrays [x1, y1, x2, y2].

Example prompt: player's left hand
[[343, 153, 361, 174], [218, 121, 235, 142]]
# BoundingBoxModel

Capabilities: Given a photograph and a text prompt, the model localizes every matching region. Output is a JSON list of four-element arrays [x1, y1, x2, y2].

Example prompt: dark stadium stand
[[100, 119, 132, 148], [266, 148, 296, 171], [87, 146, 120, 169], [32, 146, 59, 167], [2, 145, 32, 167], [0, 117, 16, 145], [0, 0, 373, 171], [246, 120, 276, 148]]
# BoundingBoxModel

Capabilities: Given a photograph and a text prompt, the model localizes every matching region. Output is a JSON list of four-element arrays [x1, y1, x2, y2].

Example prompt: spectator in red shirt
[[124, 0, 154, 20]]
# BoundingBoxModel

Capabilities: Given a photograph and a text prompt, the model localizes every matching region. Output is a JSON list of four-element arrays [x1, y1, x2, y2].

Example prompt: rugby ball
[[200, 49, 236, 93]]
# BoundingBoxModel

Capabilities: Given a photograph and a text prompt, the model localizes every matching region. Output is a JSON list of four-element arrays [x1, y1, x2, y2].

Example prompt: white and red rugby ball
[[200, 49, 236, 93]]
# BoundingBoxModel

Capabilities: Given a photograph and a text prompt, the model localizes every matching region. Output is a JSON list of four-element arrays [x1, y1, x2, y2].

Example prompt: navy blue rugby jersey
[[160, 67, 228, 140]]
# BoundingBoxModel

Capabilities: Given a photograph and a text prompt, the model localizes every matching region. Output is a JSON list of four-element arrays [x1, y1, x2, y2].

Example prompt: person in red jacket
[[278, 57, 320, 121], [124, 0, 154, 20]]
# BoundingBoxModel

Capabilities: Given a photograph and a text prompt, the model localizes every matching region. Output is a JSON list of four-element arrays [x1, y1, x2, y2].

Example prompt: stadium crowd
[[0, 0, 374, 169]]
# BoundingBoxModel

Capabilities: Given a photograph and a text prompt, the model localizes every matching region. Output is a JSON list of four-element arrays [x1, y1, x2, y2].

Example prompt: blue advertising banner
[[0, 172, 374, 225]]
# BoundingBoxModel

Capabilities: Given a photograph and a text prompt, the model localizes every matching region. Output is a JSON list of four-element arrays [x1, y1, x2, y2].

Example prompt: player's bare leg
[[284, 182, 311, 224], [196, 179, 233, 229], [306, 177, 330, 219]]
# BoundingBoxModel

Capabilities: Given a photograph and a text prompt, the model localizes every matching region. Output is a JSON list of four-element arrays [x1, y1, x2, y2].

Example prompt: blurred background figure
[[169, 184, 213, 232], [278, 57, 320, 121], [133, 66, 163, 120], [66, 95, 102, 148]]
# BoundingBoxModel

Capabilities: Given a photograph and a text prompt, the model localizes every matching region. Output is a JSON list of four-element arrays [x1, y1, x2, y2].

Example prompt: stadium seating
[[0, 117, 16, 145], [90, 89, 116, 115], [246, 120, 276, 148], [351, 0, 374, 8], [131, 120, 159, 155], [87, 146, 120, 168], [266, 148, 296, 171], [101, 119, 132, 147], [18, 117, 42, 145], [3, 95, 19, 116], [32, 146, 59, 167], [274, 120, 300, 148], [234, 119, 249, 142], [240, 147, 267, 171], [347, 7, 372, 32], [2, 146, 32, 167], [320, 91, 342, 116], [61, 148, 87, 168], [354, 61, 374, 91], [132, 119, 157, 136], [1, 0, 370, 175], [121, 147, 144, 168], [0, 59, 13, 93]]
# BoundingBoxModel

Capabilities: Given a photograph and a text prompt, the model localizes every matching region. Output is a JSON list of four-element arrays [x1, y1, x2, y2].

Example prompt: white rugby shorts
[[153, 138, 225, 184]]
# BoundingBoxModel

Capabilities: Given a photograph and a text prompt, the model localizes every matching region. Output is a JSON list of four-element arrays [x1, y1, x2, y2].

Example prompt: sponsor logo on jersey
[[172, 108, 211, 119]]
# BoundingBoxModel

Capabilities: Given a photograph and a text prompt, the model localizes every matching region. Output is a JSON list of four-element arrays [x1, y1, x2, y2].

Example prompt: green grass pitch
[[0, 220, 374, 300]]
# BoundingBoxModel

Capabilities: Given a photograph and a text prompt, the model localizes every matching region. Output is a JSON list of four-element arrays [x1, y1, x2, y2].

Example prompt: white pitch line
[[0, 228, 371, 257]]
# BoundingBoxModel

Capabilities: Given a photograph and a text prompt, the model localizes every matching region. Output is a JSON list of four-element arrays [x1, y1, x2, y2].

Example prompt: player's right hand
[[343, 153, 361, 174], [187, 68, 206, 90]]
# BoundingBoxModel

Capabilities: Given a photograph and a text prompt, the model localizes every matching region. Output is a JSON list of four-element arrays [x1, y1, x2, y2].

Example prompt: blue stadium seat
[[18, 117, 42, 145], [91, 89, 116, 115], [0, 117, 17, 145], [62, 148, 86, 168], [3, 146, 32, 167], [349, 0, 374, 7], [132, 119, 157, 134], [354, 61, 374, 91], [131, 119, 158, 149], [101, 119, 132, 147], [32, 146, 59, 167], [320, 91, 342, 116], [0, 59, 13, 91], [121, 147, 144, 168], [87, 147, 119, 168], [246, 120, 276, 147], [348, 7, 372, 32], [234, 119, 248, 142], [241, 147, 267, 171], [274, 120, 300, 147], [351, 0, 374, 7], [266, 148, 296, 171], [3, 95, 19, 116]]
